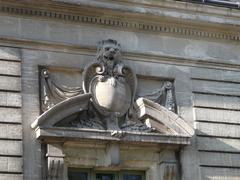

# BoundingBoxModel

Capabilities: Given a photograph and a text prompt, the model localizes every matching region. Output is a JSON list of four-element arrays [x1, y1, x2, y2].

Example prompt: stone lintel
[[35, 127, 191, 146]]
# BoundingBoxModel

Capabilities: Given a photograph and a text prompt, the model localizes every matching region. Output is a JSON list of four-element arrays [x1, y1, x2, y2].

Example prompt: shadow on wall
[[196, 128, 240, 179]]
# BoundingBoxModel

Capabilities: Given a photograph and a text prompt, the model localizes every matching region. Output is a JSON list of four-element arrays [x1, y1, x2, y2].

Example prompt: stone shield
[[90, 76, 131, 117]]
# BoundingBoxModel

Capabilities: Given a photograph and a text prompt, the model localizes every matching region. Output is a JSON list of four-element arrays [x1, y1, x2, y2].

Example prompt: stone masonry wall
[[0, 46, 23, 180], [0, 0, 240, 179]]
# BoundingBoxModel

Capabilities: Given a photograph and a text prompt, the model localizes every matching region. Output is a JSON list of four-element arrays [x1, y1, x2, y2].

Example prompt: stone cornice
[[1, 36, 240, 72], [0, 0, 239, 42], [54, 0, 240, 20]]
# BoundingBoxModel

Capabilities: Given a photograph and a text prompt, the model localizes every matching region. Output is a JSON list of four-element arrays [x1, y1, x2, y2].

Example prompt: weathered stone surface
[[64, 141, 166, 169], [19, 18, 49, 41], [5, 1, 239, 180], [0, 60, 21, 76], [194, 93, 240, 110], [0, 157, 22, 173], [0, 107, 22, 123], [0, 174, 23, 180], [1, 13, 240, 65], [0, 140, 22, 156], [0, 92, 21, 107], [0, 45, 21, 61], [200, 167, 240, 180], [197, 137, 240, 153], [194, 108, 240, 124], [191, 67, 240, 83], [47, 144, 65, 180], [199, 151, 240, 167], [192, 79, 240, 96], [196, 122, 240, 138], [159, 162, 178, 180], [136, 98, 194, 136], [0, 124, 22, 139], [53, 0, 240, 27], [0, 15, 19, 36], [0, 76, 21, 91]]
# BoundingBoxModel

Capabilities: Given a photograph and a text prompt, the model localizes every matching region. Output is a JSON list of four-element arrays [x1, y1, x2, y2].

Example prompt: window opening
[[68, 169, 144, 180]]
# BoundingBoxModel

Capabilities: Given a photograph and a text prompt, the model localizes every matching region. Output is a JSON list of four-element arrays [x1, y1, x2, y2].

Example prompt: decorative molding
[[136, 98, 195, 136], [0, 3, 239, 41], [35, 127, 191, 145], [137, 81, 176, 113], [46, 144, 65, 180], [159, 162, 178, 180], [40, 68, 83, 112], [37, 40, 179, 135], [1, 37, 240, 72]]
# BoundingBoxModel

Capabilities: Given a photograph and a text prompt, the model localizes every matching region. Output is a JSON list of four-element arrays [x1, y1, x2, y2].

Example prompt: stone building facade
[[0, 0, 240, 180]]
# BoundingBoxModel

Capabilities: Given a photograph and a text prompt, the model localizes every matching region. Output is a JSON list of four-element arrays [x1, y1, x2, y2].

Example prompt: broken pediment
[[32, 39, 193, 146], [136, 98, 194, 136], [31, 93, 193, 145]]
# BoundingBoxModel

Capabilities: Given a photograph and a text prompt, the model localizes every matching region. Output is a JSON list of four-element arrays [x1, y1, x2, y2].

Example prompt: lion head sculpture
[[82, 39, 137, 129]]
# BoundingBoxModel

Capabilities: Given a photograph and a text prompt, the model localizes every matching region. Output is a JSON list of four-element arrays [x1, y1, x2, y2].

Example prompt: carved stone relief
[[136, 80, 176, 112], [33, 40, 194, 179], [46, 144, 65, 180], [39, 39, 177, 133], [40, 68, 83, 112]]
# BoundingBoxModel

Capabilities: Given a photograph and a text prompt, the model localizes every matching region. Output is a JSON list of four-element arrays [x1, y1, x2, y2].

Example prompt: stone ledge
[[35, 127, 191, 145]]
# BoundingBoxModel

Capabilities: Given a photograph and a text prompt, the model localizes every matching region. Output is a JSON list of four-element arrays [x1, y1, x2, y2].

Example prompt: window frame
[[120, 170, 145, 180], [68, 168, 145, 180], [68, 168, 91, 180]]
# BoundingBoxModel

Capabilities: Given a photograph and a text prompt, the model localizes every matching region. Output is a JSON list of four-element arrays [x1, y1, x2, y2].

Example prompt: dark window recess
[[68, 171, 88, 180], [96, 173, 115, 180], [123, 174, 142, 180]]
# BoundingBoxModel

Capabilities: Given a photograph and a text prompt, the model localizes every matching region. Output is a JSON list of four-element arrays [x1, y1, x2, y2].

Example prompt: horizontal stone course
[[196, 122, 240, 138], [197, 137, 240, 153], [0, 46, 22, 179], [200, 167, 240, 180], [194, 108, 240, 124], [191, 68, 240, 84], [193, 79, 240, 96], [194, 93, 240, 110], [0, 92, 21, 107], [199, 151, 240, 168], [0, 76, 21, 91], [0, 46, 21, 61], [0, 60, 21, 76], [0, 140, 22, 156], [0, 124, 22, 140], [0, 174, 23, 180], [0, 107, 22, 123], [0, 157, 22, 173]]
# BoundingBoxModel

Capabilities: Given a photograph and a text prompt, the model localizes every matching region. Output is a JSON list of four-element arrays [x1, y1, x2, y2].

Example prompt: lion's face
[[98, 40, 121, 62]]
